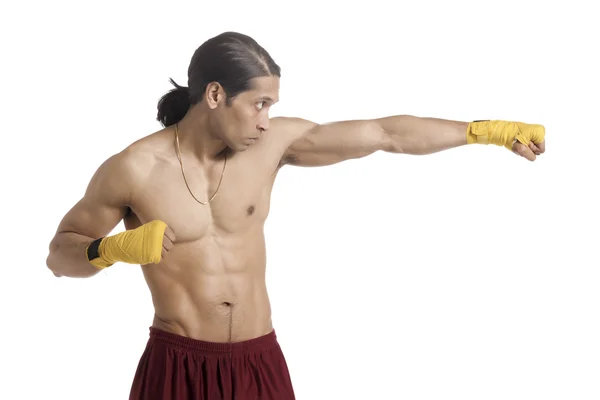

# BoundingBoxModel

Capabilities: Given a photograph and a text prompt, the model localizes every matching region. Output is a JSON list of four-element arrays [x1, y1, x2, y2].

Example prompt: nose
[[257, 118, 269, 132]]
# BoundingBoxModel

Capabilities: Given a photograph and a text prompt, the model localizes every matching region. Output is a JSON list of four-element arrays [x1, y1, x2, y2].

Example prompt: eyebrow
[[258, 96, 277, 103]]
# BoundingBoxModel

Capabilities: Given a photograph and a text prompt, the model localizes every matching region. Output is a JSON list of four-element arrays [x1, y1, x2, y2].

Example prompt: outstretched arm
[[278, 115, 545, 167]]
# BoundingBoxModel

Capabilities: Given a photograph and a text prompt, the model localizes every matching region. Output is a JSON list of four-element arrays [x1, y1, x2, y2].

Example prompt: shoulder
[[89, 129, 167, 197], [122, 127, 178, 169], [107, 140, 157, 177], [268, 116, 319, 153], [267, 116, 321, 164], [270, 116, 318, 139]]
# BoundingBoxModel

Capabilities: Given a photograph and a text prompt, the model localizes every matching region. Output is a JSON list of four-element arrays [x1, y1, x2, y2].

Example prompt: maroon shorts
[[129, 327, 296, 400]]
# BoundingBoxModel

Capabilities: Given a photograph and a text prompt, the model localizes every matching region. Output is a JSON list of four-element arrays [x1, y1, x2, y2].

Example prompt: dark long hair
[[156, 32, 281, 127]]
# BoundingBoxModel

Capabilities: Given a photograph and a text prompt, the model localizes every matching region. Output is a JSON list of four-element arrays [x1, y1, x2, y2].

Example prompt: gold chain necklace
[[174, 123, 226, 205]]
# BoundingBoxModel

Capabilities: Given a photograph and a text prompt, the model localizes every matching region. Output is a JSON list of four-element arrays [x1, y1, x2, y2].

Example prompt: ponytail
[[156, 78, 190, 127]]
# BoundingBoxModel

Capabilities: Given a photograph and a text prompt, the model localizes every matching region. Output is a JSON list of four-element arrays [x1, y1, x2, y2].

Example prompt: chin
[[232, 143, 250, 152], [222, 138, 243, 152]]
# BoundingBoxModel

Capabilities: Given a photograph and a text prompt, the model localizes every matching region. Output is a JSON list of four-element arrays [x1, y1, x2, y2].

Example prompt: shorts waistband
[[148, 327, 279, 354]]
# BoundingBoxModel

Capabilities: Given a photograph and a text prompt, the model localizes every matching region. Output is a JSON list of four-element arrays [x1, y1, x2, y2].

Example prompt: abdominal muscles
[[141, 229, 273, 343]]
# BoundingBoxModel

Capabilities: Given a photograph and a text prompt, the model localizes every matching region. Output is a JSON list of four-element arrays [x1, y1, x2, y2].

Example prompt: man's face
[[213, 76, 280, 151]]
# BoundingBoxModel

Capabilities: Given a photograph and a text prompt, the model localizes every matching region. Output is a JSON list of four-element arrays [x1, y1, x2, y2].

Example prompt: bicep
[[54, 154, 134, 240], [56, 195, 127, 240], [281, 118, 388, 167]]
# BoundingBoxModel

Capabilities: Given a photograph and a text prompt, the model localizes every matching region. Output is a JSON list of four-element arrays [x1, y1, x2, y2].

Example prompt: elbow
[[46, 259, 63, 278], [46, 238, 57, 267], [46, 242, 63, 277], [45, 238, 99, 279], [380, 129, 404, 154], [46, 237, 71, 277], [46, 258, 62, 277]]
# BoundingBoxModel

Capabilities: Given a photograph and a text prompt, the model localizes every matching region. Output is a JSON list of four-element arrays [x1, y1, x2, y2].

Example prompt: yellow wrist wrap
[[466, 120, 545, 150], [86, 220, 167, 269]]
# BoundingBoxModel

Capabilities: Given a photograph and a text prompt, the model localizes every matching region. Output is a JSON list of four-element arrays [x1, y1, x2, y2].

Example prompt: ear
[[205, 82, 224, 109]]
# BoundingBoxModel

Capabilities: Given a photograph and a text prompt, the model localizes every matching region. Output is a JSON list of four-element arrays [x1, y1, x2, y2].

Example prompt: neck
[[175, 106, 229, 162]]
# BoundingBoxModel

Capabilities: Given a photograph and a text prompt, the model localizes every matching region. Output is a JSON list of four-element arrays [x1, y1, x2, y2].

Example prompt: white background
[[1, 0, 599, 399]]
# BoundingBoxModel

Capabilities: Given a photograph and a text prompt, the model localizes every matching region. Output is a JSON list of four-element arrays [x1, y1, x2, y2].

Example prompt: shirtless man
[[46, 31, 546, 400]]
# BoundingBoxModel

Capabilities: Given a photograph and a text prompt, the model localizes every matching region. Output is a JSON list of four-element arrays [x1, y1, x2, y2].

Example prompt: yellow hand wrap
[[86, 220, 167, 269], [466, 120, 545, 150]]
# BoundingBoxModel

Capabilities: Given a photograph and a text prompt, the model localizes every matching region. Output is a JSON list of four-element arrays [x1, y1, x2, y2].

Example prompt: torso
[[122, 125, 289, 343]]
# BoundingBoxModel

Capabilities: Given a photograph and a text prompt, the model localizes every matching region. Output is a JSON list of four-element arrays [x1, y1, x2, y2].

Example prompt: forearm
[[46, 232, 101, 278], [378, 115, 468, 155]]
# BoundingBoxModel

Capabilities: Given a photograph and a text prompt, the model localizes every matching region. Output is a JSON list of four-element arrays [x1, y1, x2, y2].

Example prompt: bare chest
[[129, 156, 279, 242]]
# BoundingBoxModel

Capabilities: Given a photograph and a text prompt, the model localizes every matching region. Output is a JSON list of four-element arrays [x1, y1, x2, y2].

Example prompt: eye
[[256, 101, 266, 111]]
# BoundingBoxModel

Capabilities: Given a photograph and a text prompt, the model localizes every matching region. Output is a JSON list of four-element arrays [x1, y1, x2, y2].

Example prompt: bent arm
[[280, 115, 469, 167], [46, 151, 140, 278]]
